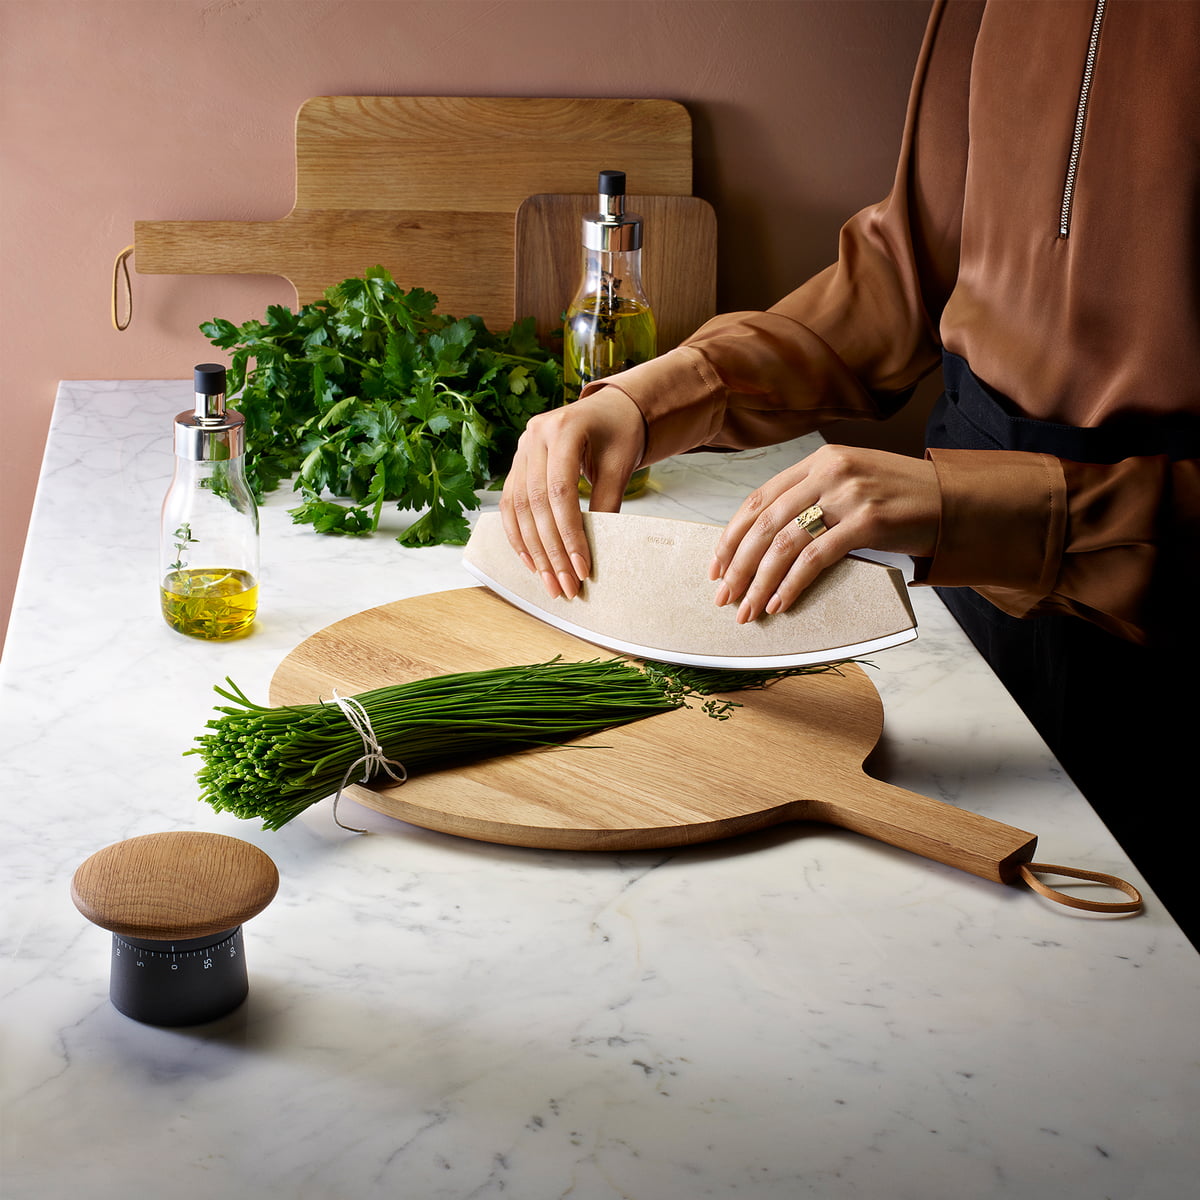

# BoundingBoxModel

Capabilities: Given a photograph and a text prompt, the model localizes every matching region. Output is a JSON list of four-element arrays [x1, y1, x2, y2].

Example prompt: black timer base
[[109, 928, 249, 1026]]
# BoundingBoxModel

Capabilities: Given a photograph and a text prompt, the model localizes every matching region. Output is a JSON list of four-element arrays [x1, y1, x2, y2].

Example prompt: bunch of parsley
[[200, 266, 562, 546]]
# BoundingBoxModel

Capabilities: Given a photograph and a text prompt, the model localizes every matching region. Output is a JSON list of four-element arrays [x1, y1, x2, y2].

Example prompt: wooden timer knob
[[72, 831, 278, 1026]]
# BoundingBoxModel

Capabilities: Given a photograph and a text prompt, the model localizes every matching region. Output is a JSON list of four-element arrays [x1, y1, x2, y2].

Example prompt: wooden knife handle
[[800, 774, 1038, 884]]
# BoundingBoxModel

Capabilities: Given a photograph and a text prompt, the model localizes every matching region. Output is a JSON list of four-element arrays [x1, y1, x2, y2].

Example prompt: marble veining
[[1, 381, 1197, 1200]]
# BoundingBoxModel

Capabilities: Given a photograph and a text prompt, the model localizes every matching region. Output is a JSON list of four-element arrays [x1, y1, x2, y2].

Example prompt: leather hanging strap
[[1018, 862, 1142, 914], [111, 244, 134, 331]]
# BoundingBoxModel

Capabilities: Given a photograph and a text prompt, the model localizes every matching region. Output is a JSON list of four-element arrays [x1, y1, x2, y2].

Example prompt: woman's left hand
[[710, 444, 942, 623]]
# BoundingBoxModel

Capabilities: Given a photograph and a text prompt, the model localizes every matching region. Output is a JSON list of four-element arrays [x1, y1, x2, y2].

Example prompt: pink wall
[[0, 0, 932, 654]]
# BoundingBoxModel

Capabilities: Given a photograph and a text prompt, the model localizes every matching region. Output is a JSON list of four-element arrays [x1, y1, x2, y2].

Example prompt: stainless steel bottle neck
[[583, 213, 643, 252], [174, 403, 246, 461]]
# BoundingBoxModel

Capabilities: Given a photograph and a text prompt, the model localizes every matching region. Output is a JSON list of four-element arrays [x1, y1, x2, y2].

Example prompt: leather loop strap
[[1018, 861, 1142, 914], [111, 244, 134, 331]]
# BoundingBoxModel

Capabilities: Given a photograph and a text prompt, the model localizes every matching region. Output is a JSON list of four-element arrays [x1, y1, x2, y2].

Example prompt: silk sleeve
[[579, 0, 983, 464], [916, 450, 1200, 646]]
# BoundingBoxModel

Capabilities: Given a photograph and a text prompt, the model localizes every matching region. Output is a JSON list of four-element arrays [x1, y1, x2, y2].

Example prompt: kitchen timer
[[71, 831, 278, 1026]]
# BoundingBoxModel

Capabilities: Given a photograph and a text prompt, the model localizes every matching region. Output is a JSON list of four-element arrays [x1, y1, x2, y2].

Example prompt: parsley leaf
[[200, 266, 562, 547]]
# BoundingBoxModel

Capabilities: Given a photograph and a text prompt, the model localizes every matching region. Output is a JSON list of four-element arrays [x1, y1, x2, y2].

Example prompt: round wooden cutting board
[[268, 587, 1037, 881]]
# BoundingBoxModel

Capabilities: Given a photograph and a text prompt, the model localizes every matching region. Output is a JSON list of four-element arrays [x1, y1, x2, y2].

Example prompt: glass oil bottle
[[563, 170, 657, 498], [159, 363, 259, 640]]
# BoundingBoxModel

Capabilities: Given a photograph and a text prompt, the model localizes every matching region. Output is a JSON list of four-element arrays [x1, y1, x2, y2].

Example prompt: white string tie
[[329, 690, 407, 831]]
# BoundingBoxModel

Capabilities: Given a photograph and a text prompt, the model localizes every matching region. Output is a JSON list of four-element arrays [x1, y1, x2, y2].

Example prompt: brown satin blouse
[[587, 0, 1200, 646]]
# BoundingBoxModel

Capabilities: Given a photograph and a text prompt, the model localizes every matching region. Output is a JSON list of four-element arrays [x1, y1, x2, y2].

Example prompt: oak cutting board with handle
[[267, 586, 1039, 883], [131, 96, 701, 334]]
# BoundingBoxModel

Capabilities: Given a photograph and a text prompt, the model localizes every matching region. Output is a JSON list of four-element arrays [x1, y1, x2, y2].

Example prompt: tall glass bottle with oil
[[563, 170, 657, 498], [159, 363, 259, 640]]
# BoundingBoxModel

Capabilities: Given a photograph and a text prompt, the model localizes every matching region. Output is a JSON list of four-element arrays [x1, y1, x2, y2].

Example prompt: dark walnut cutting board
[[267, 587, 1038, 882]]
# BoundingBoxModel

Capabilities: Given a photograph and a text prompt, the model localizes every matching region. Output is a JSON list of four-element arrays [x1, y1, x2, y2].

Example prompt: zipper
[[1059, 0, 1107, 238]]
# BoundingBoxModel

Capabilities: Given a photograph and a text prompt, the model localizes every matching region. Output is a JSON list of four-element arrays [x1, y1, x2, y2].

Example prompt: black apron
[[925, 353, 1197, 943]]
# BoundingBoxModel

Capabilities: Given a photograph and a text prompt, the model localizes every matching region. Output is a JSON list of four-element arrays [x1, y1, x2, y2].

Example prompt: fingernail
[[708, 556, 723, 581], [557, 571, 579, 599], [541, 571, 562, 598], [736, 599, 754, 624], [570, 553, 589, 581], [519, 552, 535, 573], [714, 582, 730, 607], [765, 593, 782, 615]]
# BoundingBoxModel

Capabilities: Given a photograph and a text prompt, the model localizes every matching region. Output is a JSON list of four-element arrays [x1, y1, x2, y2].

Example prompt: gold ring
[[796, 504, 827, 538]]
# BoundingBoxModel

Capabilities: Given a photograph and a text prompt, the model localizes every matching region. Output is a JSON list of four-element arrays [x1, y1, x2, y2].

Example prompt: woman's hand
[[710, 444, 942, 622], [500, 387, 647, 600]]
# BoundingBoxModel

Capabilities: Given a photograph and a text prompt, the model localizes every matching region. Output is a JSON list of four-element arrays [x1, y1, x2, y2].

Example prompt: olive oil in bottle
[[563, 170, 657, 498], [159, 364, 259, 640], [160, 567, 259, 640]]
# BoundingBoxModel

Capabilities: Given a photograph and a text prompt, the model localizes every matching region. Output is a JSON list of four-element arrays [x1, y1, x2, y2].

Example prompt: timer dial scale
[[72, 831, 278, 1026]]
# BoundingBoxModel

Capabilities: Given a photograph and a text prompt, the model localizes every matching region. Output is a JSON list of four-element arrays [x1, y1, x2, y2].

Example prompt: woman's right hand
[[500, 387, 647, 600]]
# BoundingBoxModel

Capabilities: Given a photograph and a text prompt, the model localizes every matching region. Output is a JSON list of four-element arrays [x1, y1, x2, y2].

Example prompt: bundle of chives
[[188, 657, 846, 831]]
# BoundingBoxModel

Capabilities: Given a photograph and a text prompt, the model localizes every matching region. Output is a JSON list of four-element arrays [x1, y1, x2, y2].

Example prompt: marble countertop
[[2, 380, 1197, 1200]]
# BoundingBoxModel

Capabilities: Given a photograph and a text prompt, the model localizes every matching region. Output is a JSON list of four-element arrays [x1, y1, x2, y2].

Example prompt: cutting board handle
[[133, 220, 296, 278], [801, 775, 1142, 913], [800, 774, 1038, 885]]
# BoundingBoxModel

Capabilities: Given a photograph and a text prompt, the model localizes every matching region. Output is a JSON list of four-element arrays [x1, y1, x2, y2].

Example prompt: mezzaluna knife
[[462, 511, 918, 670]]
